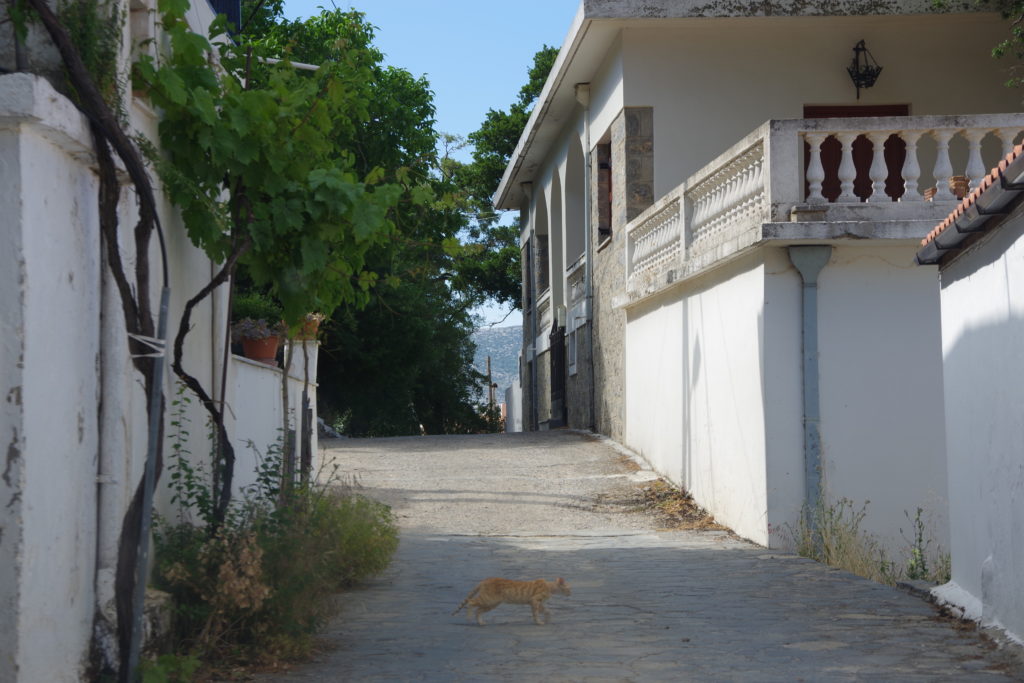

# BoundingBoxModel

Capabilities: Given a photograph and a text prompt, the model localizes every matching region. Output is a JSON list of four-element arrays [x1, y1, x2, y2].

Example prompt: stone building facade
[[497, 0, 1021, 560]]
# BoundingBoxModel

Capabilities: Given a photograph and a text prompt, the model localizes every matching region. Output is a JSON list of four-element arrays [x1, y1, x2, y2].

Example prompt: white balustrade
[[687, 142, 766, 245], [866, 130, 891, 202], [800, 118, 1024, 204], [537, 295, 552, 332], [628, 197, 682, 278], [567, 264, 585, 304], [835, 132, 859, 203], [998, 127, 1017, 158], [805, 132, 828, 204], [620, 113, 1024, 303], [932, 129, 956, 201], [902, 130, 924, 202], [964, 128, 988, 190]]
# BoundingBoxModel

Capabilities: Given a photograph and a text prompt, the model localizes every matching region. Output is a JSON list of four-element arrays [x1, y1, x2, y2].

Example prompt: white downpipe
[[788, 245, 832, 536]]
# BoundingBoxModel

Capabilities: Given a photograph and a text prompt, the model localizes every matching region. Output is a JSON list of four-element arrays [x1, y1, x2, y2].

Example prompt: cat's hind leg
[[473, 604, 497, 625]]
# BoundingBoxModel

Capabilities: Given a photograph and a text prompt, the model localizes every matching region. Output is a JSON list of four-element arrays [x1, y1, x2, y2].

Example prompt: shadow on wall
[[940, 312, 1024, 640]]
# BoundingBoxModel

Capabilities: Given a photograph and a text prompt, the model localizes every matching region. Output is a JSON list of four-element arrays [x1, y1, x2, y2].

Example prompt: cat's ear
[[557, 577, 565, 585]]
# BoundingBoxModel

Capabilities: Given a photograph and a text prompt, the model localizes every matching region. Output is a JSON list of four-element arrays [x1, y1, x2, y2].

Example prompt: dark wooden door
[[803, 105, 909, 202], [549, 325, 567, 428]]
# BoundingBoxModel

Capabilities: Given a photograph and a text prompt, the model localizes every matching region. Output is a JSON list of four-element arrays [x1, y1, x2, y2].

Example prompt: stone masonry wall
[[566, 322, 594, 429], [591, 107, 653, 441]]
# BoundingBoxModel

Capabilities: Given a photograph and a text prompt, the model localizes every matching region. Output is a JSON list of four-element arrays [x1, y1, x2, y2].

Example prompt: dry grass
[[637, 479, 730, 531], [615, 453, 642, 473]]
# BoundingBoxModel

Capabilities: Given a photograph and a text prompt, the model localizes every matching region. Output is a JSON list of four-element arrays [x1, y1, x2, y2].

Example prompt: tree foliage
[[128, 0, 430, 517], [241, 5, 491, 436], [449, 45, 558, 307], [135, 1, 410, 324]]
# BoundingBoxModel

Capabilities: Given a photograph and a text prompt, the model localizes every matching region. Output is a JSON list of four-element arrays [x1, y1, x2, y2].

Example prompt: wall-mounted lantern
[[847, 40, 882, 100]]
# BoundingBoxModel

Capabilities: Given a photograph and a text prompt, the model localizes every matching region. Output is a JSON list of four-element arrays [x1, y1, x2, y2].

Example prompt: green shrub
[[787, 497, 950, 587], [232, 291, 283, 324], [152, 386, 399, 667], [139, 654, 201, 683], [154, 484, 398, 665]]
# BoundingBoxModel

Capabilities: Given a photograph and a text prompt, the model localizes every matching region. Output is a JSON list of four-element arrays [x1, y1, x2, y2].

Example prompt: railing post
[[964, 128, 989, 192], [901, 130, 923, 202], [805, 132, 827, 204], [931, 129, 957, 201], [836, 132, 859, 203], [867, 130, 891, 202], [997, 128, 1019, 158]]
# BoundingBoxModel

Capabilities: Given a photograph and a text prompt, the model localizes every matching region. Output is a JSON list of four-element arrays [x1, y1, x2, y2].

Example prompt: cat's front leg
[[540, 603, 551, 624], [530, 600, 547, 625]]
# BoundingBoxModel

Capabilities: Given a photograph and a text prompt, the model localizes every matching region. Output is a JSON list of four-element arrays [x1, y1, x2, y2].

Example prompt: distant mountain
[[471, 326, 522, 404]]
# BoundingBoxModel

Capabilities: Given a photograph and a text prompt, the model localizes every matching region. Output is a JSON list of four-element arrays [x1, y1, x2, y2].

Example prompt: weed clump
[[639, 479, 729, 531], [151, 384, 399, 670], [787, 497, 950, 587]]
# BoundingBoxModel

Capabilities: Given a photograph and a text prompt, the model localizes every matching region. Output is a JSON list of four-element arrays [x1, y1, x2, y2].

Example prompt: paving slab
[[256, 431, 1022, 682]]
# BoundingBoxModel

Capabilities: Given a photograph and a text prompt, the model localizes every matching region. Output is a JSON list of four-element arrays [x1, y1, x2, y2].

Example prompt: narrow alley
[[258, 431, 1021, 682]]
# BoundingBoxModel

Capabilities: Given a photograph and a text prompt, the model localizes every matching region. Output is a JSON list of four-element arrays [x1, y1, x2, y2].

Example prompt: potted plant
[[232, 318, 286, 364], [294, 312, 326, 341], [231, 292, 285, 365]]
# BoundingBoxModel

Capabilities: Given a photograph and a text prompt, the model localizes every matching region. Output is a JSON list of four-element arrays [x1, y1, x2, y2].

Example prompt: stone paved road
[[258, 431, 1022, 682]]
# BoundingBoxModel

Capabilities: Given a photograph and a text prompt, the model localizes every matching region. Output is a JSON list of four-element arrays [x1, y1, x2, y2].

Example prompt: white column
[[901, 130, 923, 202], [963, 128, 989, 192], [867, 130, 892, 202], [805, 133, 827, 204], [836, 132, 859, 203], [931, 129, 956, 201], [996, 128, 1020, 158]]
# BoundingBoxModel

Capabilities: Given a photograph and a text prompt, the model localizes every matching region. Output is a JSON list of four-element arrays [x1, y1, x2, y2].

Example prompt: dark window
[[596, 142, 612, 240], [536, 234, 550, 293]]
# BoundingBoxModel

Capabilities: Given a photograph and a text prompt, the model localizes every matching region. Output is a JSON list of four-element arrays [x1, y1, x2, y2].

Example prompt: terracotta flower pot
[[296, 317, 321, 340], [241, 336, 280, 365]]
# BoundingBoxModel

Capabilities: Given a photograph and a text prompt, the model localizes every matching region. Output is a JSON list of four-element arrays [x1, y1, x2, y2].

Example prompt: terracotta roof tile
[[920, 144, 1024, 249]]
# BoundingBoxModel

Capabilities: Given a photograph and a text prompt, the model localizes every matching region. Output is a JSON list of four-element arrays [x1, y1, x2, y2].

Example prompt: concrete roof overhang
[[492, 0, 983, 211]]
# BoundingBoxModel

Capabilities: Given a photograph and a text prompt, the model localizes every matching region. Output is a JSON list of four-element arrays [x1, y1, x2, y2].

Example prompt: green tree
[[10, 0, 414, 675], [245, 6, 490, 435], [451, 46, 559, 307], [132, 0, 420, 521]]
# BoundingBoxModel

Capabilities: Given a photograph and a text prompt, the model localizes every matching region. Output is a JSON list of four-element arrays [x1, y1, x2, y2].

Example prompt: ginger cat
[[452, 577, 571, 625]]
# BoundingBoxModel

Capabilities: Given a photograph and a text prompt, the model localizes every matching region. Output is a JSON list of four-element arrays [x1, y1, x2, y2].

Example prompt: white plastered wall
[[626, 251, 771, 544], [815, 243, 948, 553], [935, 205, 1024, 643], [227, 347, 320, 498], [1, 79, 104, 681], [589, 34, 624, 148], [762, 248, 804, 547], [624, 243, 948, 553]]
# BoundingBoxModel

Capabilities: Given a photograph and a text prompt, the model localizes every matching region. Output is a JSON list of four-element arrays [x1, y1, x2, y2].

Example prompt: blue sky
[[281, 0, 581, 328]]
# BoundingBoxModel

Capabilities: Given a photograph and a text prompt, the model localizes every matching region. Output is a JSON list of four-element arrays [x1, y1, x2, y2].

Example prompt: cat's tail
[[452, 583, 481, 615]]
